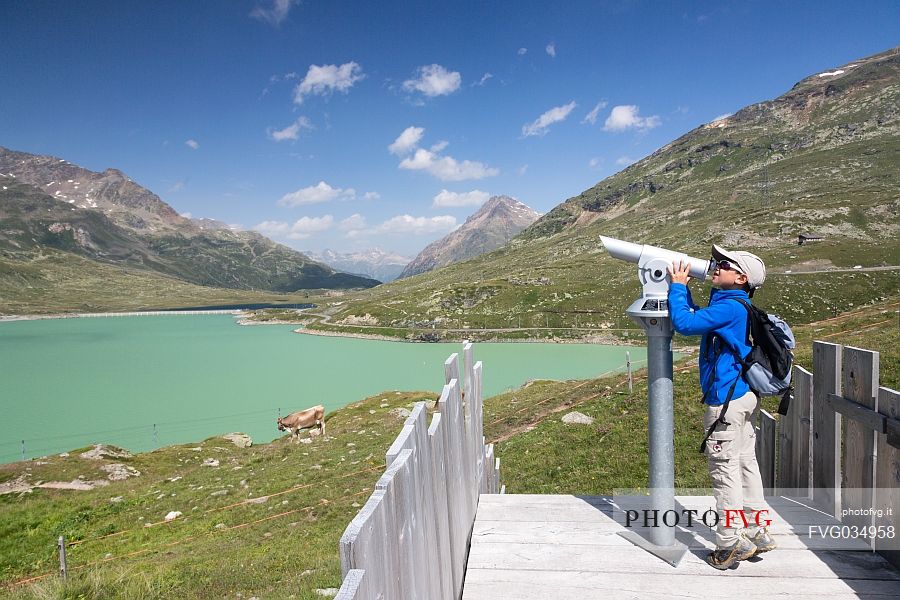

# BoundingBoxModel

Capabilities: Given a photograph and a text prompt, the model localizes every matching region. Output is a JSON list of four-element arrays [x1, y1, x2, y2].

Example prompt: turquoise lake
[[0, 315, 647, 463]]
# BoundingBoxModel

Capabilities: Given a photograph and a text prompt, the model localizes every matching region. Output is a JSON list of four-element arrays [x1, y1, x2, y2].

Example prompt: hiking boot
[[749, 527, 777, 555], [705, 536, 757, 570]]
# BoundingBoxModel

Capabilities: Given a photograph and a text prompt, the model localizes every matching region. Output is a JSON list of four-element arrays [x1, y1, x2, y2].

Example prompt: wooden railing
[[336, 342, 501, 599], [755, 340, 900, 568]]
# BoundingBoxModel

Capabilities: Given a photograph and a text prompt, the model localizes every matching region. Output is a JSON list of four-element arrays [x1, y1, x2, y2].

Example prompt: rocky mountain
[[307, 248, 411, 282], [324, 47, 900, 332], [398, 195, 541, 278], [0, 147, 379, 296]]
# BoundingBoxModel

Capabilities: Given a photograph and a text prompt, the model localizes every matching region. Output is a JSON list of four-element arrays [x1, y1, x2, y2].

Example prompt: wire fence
[[1, 407, 289, 463]]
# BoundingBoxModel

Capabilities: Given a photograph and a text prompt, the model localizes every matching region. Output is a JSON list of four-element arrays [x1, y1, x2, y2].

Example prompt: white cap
[[712, 244, 766, 289]]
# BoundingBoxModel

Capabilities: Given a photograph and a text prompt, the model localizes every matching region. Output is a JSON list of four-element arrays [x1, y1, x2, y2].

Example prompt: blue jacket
[[667, 284, 752, 405]]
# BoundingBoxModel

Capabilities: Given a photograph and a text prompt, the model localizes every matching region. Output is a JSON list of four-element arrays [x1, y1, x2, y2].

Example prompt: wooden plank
[[875, 386, 900, 570], [841, 347, 879, 543], [797, 366, 814, 495], [427, 413, 455, 600], [436, 382, 467, 597], [374, 449, 420, 599], [826, 394, 886, 433], [334, 569, 367, 600], [779, 366, 813, 493], [757, 409, 776, 491], [472, 361, 491, 491], [384, 403, 438, 598], [462, 343, 477, 510], [465, 541, 900, 580], [471, 518, 871, 551], [463, 569, 900, 600], [812, 341, 842, 518], [444, 352, 460, 386], [777, 369, 797, 492], [339, 489, 390, 596]]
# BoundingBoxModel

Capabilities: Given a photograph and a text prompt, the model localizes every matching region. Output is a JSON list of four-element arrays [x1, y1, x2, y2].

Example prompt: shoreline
[[0, 309, 244, 322], [0, 310, 674, 350]]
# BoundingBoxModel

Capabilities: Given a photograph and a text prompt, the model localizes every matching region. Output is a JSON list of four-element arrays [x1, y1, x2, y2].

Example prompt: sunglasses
[[715, 260, 743, 273]]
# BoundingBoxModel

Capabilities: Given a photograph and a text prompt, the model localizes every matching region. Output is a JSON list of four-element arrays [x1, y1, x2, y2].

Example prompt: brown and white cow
[[277, 405, 325, 442]]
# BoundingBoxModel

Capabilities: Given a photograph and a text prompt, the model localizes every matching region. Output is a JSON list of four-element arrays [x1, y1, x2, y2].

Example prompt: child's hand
[[668, 260, 692, 285]]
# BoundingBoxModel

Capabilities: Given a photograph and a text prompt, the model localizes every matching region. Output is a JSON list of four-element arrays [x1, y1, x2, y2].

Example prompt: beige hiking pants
[[704, 390, 770, 548]]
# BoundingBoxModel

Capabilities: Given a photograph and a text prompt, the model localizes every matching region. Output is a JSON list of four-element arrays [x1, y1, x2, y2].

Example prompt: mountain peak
[[0, 147, 380, 294], [399, 195, 540, 279]]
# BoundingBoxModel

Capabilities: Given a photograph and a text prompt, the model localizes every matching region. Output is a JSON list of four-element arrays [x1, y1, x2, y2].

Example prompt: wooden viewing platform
[[335, 341, 899, 599], [464, 494, 900, 599]]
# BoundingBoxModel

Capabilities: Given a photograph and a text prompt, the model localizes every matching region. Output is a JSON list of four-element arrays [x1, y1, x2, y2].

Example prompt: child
[[667, 245, 776, 570]]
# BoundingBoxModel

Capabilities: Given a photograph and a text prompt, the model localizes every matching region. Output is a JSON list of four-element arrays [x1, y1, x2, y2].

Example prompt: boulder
[[164, 511, 182, 522], [562, 411, 595, 425], [222, 433, 252, 448], [100, 463, 141, 481], [80, 444, 133, 460], [389, 407, 411, 420]]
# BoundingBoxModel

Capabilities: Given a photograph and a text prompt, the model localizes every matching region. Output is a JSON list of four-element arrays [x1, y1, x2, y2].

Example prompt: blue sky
[[2, 1, 898, 257]]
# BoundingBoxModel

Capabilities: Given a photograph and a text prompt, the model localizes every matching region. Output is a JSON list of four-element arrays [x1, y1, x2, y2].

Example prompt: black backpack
[[698, 299, 795, 453]]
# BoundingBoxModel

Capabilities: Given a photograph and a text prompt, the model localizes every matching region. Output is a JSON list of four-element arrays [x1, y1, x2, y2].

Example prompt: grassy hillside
[[2, 301, 896, 599], [0, 176, 378, 310], [0, 249, 324, 315]]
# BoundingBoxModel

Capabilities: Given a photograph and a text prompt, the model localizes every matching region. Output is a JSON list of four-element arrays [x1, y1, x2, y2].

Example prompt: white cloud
[[517, 47, 528, 56], [339, 213, 368, 232], [388, 126, 425, 155], [249, 0, 298, 26], [589, 157, 603, 168], [402, 64, 461, 97], [399, 148, 498, 181], [253, 220, 291, 237], [474, 72, 493, 86], [582, 101, 609, 125], [517, 164, 528, 176], [391, 127, 498, 181], [287, 215, 334, 239], [293, 62, 364, 105], [616, 156, 635, 166], [376, 214, 458, 235], [603, 105, 661, 132], [278, 181, 356, 206], [362, 191, 380, 201], [432, 189, 491, 208], [545, 42, 556, 58], [267, 116, 313, 142], [522, 101, 577, 137], [185, 139, 200, 150]]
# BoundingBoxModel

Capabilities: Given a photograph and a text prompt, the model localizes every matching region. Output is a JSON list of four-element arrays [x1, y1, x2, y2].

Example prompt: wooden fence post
[[756, 410, 776, 491], [778, 366, 813, 495], [58, 535, 67, 580], [626, 351, 633, 394], [812, 341, 842, 518], [841, 347, 879, 541]]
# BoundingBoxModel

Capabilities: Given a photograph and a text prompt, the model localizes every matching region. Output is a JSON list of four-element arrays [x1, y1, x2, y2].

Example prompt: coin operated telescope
[[600, 236, 714, 566]]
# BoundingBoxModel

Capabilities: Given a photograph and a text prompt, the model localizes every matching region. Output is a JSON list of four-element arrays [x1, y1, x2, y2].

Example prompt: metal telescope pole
[[645, 317, 675, 547], [600, 236, 696, 566]]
